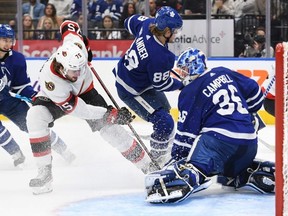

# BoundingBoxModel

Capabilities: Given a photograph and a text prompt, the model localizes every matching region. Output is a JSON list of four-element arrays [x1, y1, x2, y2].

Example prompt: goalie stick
[[88, 63, 161, 170]]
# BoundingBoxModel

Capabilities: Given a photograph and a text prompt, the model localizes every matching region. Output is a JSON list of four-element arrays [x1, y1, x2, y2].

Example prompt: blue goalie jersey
[[175, 66, 263, 148], [112, 14, 182, 98]]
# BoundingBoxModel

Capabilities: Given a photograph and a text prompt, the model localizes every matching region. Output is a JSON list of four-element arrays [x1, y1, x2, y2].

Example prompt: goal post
[[275, 42, 288, 216]]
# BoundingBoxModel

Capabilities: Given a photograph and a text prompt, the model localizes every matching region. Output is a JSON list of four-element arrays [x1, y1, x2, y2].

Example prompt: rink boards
[[0, 57, 275, 124]]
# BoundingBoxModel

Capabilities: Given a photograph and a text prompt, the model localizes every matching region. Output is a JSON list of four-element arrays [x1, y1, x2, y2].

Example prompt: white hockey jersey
[[36, 21, 107, 120]]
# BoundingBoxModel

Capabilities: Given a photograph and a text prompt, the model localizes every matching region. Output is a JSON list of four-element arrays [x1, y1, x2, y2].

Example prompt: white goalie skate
[[29, 164, 53, 195]]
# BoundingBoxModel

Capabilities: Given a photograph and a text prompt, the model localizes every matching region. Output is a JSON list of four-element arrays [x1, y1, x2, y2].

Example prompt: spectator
[[149, 0, 157, 17], [211, 0, 234, 15], [37, 3, 63, 29], [231, 0, 256, 33], [134, 0, 145, 15], [119, 1, 136, 39], [88, 0, 123, 27], [93, 14, 121, 39], [40, 0, 49, 5], [254, 0, 283, 47], [8, 19, 16, 31], [240, 26, 274, 57], [49, 0, 73, 20], [22, 0, 45, 26], [23, 14, 36, 40], [70, 0, 86, 21], [37, 17, 60, 40], [183, 0, 206, 15], [155, 0, 178, 10]]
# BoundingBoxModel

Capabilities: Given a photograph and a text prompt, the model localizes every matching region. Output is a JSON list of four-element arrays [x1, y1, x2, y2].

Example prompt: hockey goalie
[[145, 47, 275, 203]]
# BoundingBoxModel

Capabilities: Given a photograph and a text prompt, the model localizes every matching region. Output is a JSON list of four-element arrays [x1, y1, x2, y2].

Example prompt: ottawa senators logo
[[45, 81, 55, 91], [62, 51, 67, 57]]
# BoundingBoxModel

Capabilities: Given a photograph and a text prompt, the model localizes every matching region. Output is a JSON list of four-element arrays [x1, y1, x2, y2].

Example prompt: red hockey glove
[[104, 106, 135, 125]]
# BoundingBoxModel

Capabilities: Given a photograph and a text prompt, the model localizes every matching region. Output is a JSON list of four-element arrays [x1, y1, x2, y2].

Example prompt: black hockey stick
[[88, 63, 161, 169]]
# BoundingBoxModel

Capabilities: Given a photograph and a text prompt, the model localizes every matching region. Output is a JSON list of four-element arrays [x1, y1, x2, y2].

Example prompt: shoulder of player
[[10, 50, 25, 60]]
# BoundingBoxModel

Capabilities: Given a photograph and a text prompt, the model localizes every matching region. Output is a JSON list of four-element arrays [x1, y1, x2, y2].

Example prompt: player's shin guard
[[145, 160, 212, 203], [150, 137, 173, 168], [29, 133, 53, 194], [100, 124, 159, 174], [148, 109, 175, 168]]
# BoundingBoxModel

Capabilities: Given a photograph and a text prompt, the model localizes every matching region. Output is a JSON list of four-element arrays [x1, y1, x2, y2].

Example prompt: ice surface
[[0, 118, 275, 216]]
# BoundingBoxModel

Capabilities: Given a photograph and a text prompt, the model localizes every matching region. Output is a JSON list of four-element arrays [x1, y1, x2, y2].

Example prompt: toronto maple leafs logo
[[169, 11, 175, 17]]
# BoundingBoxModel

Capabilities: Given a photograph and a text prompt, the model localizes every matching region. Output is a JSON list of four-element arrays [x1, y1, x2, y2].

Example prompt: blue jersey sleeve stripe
[[173, 139, 193, 148], [125, 15, 136, 35], [246, 87, 262, 103], [201, 127, 257, 140], [176, 129, 197, 139]]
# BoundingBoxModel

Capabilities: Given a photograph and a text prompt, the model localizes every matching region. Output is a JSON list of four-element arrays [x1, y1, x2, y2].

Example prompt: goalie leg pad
[[145, 160, 211, 203], [217, 160, 275, 194]]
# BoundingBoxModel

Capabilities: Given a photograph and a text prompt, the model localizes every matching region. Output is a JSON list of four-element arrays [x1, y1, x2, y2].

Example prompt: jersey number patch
[[213, 84, 249, 115]]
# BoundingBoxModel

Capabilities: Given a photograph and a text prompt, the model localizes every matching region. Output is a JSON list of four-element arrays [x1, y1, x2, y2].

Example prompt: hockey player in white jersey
[[145, 48, 275, 203], [27, 20, 157, 195]]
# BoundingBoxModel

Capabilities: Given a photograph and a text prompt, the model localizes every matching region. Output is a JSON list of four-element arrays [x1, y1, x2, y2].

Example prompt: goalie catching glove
[[104, 105, 135, 125]]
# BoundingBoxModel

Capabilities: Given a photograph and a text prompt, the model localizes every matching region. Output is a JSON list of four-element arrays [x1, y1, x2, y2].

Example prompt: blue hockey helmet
[[176, 47, 207, 77], [154, 6, 183, 33], [0, 24, 15, 40], [0, 24, 15, 49]]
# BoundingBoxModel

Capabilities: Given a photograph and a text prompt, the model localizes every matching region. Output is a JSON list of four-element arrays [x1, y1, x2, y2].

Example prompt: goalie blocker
[[145, 159, 275, 204]]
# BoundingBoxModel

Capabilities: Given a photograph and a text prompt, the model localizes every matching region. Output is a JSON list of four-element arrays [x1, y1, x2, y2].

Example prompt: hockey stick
[[262, 75, 275, 98], [9, 92, 32, 103], [88, 63, 161, 169]]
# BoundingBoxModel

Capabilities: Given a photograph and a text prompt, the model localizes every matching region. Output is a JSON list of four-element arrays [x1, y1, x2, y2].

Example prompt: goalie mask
[[176, 48, 207, 85], [55, 41, 87, 79]]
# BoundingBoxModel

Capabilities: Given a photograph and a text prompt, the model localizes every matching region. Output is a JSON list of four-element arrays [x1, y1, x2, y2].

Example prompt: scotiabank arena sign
[[16, 40, 133, 58]]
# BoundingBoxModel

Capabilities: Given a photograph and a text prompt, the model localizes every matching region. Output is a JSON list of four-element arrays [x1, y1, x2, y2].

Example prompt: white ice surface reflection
[[0, 117, 275, 216]]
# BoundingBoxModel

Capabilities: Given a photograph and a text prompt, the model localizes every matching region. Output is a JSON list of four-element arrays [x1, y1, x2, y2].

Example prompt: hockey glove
[[104, 106, 135, 125]]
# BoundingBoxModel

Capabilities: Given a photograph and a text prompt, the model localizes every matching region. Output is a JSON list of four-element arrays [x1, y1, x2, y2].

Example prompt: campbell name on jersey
[[113, 14, 182, 97], [175, 66, 263, 148]]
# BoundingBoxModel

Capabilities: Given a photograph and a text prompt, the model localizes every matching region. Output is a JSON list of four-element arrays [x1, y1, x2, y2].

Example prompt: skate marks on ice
[[55, 187, 274, 216]]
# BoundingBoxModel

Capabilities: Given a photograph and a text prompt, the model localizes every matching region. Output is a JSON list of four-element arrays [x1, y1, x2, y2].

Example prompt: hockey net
[[276, 42, 288, 216]]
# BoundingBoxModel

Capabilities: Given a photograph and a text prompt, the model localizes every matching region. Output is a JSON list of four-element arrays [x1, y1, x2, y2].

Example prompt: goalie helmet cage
[[276, 42, 288, 216]]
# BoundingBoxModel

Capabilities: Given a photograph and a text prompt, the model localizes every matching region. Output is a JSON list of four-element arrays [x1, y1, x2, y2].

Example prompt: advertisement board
[[169, 19, 234, 57]]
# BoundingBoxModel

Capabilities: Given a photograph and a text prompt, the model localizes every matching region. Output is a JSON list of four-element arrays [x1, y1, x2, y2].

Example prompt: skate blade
[[146, 190, 183, 203], [31, 181, 53, 195]]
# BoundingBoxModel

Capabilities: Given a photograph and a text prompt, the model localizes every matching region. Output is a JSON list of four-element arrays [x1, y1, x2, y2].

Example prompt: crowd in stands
[[6, 0, 288, 57]]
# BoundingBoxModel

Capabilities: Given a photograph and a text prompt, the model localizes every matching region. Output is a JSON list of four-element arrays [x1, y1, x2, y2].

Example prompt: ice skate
[[61, 149, 76, 164], [12, 150, 25, 168], [29, 164, 53, 195]]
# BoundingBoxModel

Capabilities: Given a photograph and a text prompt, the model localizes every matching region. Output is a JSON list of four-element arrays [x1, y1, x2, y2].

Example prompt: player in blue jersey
[[88, 0, 123, 24], [145, 48, 275, 203], [0, 24, 75, 167], [112, 6, 184, 167]]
